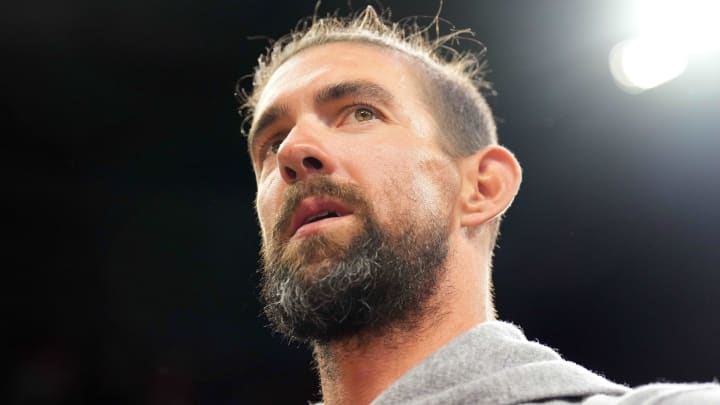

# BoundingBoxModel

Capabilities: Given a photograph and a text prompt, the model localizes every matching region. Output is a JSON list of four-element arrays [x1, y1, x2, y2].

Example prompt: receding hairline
[[239, 6, 493, 141], [255, 38, 494, 162], [248, 39, 433, 135], [251, 39, 432, 110]]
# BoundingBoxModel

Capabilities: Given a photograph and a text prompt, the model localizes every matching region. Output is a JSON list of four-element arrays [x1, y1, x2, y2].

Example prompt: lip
[[287, 196, 354, 239]]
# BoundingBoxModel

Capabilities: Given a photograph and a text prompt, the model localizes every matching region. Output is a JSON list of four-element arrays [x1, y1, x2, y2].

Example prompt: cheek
[[255, 176, 283, 239], [368, 149, 459, 223], [408, 160, 459, 216]]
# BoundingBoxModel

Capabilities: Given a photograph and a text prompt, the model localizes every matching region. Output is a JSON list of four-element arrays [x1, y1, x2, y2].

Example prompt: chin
[[279, 233, 348, 274]]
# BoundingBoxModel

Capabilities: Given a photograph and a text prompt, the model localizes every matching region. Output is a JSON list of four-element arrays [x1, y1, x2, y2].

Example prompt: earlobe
[[458, 145, 522, 228]]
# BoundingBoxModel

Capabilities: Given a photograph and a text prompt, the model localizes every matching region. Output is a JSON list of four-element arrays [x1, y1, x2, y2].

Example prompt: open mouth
[[303, 210, 341, 224], [289, 198, 353, 238]]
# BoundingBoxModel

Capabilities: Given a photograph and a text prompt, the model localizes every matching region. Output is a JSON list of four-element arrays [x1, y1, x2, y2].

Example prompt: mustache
[[271, 177, 368, 241]]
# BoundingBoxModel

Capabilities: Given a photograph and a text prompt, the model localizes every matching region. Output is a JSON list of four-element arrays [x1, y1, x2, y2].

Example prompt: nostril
[[303, 157, 323, 170], [285, 167, 297, 180]]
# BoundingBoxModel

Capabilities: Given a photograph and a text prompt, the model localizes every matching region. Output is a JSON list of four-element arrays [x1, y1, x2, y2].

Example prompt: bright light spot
[[634, 0, 720, 54], [609, 38, 688, 93], [609, 0, 719, 93]]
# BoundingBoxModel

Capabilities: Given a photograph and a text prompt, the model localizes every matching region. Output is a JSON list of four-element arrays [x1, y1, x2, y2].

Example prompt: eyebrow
[[314, 80, 395, 107], [249, 103, 288, 148], [248, 80, 395, 150]]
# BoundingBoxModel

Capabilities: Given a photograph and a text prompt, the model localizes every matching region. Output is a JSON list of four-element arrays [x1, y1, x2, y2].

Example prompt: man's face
[[249, 42, 462, 342]]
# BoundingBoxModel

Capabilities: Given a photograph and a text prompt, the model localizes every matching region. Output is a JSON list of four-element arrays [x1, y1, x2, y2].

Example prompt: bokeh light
[[609, 38, 688, 93], [635, 0, 720, 54], [610, 0, 720, 93]]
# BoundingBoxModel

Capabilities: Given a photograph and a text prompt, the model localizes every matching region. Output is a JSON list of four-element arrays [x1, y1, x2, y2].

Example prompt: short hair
[[238, 6, 502, 247]]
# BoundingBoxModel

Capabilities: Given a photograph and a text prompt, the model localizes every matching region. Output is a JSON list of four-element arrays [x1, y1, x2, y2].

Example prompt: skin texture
[[250, 42, 522, 405]]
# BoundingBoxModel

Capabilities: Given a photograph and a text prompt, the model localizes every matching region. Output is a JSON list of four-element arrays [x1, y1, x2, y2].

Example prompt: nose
[[276, 122, 335, 183]]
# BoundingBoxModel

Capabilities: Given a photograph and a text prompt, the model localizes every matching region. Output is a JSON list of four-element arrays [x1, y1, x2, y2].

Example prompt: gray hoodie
[[369, 321, 719, 404]]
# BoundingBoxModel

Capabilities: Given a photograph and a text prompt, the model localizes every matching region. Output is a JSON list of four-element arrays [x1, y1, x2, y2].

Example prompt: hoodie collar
[[372, 321, 629, 404]]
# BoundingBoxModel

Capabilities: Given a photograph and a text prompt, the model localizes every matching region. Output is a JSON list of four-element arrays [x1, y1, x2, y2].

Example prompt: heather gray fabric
[[538, 383, 720, 405], [367, 321, 720, 404]]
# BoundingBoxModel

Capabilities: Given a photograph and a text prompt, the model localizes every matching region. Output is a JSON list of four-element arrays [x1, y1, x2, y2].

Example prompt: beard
[[259, 177, 449, 344]]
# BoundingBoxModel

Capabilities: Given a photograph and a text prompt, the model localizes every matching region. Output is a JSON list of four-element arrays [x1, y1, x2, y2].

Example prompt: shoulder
[[531, 382, 720, 405]]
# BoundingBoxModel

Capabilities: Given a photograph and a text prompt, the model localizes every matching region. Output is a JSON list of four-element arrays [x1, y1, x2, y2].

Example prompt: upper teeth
[[305, 210, 338, 224]]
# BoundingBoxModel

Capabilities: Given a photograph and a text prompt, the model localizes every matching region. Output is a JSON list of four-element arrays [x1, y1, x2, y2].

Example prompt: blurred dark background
[[3, 0, 719, 403]]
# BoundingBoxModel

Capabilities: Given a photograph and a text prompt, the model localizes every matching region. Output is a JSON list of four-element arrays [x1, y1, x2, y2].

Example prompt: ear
[[458, 145, 522, 227]]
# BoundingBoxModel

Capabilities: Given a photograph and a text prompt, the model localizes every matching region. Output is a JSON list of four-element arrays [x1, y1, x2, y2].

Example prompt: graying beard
[[260, 217, 448, 345]]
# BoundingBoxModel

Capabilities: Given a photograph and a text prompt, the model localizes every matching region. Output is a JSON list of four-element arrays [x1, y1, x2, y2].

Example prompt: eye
[[268, 139, 282, 155], [257, 134, 285, 161], [353, 107, 376, 122]]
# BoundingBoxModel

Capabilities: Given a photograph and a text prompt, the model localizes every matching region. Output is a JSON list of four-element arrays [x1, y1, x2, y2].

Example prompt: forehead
[[254, 41, 425, 121]]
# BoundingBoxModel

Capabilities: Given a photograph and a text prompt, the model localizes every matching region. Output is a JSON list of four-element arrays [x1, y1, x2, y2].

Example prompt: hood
[[371, 321, 629, 404]]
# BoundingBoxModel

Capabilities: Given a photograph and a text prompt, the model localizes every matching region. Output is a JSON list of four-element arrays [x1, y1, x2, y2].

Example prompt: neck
[[313, 255, 490, 405]]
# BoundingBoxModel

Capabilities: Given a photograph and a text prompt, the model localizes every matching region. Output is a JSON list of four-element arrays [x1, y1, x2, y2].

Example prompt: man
[[239, 6, 720, 404]]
